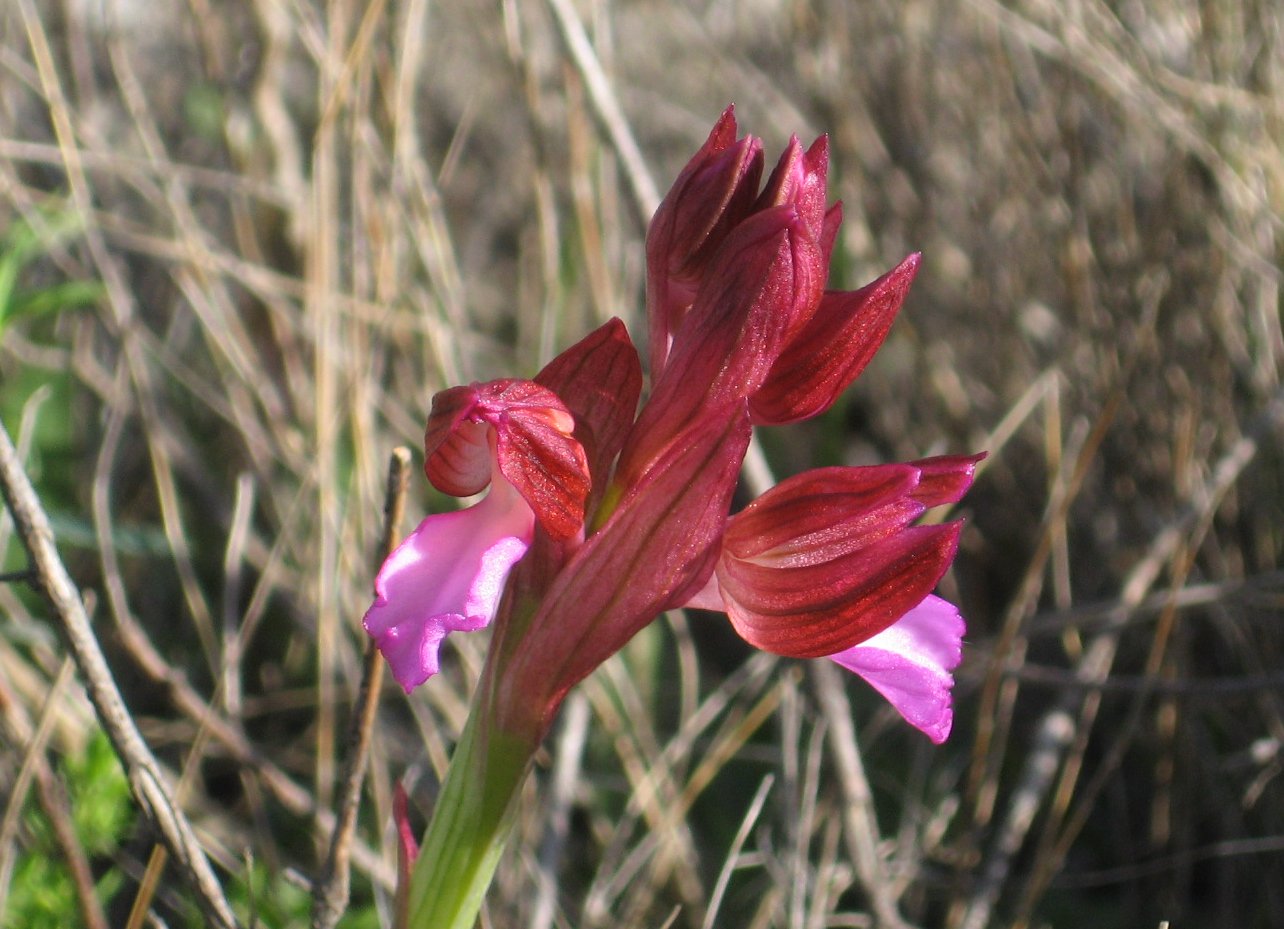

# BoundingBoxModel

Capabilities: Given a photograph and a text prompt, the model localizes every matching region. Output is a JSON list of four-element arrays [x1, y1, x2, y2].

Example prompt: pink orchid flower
[[364, 106, 982, 745], [685, 455, 981, 743], [364, 379, 590, 692]]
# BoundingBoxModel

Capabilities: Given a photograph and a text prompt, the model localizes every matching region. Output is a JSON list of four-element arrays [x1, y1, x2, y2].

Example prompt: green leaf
[[0, 201, 94, 331], [6, 280, 103, 322]]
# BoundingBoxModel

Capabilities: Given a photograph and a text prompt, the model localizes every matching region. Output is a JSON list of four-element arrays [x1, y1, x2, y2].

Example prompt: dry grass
[[1, 0, 1282, 926]]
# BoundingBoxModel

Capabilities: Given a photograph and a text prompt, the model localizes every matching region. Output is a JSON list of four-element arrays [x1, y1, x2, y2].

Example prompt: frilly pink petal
[[363, 477, 535, 693], [827, 594, 964, 744]]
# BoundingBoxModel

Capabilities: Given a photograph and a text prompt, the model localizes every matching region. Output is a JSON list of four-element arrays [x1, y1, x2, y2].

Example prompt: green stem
[[403, 668, 541, 929]]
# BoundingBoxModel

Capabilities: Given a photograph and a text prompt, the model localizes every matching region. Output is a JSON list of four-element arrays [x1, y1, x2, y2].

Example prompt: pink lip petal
[[364, 477, 535, 693], [827, 594, 965, 744]]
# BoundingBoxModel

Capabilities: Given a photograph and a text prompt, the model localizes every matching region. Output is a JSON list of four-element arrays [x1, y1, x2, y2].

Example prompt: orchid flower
[[684, 455, 982, 743], [364, 107, 983, 929], [364, 378, 590, 692]]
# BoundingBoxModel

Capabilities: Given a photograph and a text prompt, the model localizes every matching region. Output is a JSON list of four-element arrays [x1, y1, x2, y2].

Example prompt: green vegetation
[[0, 205, 102, 339], [4, 734, 130, 928]]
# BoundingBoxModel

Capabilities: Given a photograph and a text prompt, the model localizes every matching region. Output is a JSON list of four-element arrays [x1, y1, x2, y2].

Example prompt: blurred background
[[1, 0, 1281, 926]]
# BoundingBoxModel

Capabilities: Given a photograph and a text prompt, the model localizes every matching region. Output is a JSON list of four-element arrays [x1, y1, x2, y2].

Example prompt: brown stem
[[311, 447, 412, 929], [0, 417, 241, 929]]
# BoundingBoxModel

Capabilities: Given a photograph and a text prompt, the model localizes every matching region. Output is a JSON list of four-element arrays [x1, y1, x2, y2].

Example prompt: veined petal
[[678, 206, 825, 400], [424, 379, 590, 542], [707, 460, 976, 658], [909, 452, 987, 507], [719, 522, 962, 657], [818, 203, 842, 268], [618, 207, 823, 488], [535, 318, 642, 512], [423, 386, 492, 495], [363, 473, 535, 693], [496, 408, 752, 730], [722, 464, 922, 562], [828, 595, 964, 744], [750, 253, 921, 425], [754, 134, 829, 238], [646, 106, 764, 377], [503, 320, 644, 596]]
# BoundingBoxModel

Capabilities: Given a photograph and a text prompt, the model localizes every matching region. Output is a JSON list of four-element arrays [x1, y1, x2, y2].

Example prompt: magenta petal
[[363, 480, 535, 693], [827, 595, 964, 744], [750, 253, 921, 426]]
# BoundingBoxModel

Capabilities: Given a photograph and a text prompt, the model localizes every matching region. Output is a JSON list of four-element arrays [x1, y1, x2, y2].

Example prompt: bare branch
[[312, 446, 412, 929], [0, 417, 241, 929]]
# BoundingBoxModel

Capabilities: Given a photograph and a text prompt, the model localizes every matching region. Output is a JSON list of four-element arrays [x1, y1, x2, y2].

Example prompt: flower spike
[[372, 109, 985, 929]]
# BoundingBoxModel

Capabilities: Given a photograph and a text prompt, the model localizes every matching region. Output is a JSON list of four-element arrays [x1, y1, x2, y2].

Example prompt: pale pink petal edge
[[827, 594, 964, 744]]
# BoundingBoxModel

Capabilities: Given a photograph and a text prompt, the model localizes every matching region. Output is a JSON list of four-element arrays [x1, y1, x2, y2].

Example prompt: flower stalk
[[401, 697, 535, 929]]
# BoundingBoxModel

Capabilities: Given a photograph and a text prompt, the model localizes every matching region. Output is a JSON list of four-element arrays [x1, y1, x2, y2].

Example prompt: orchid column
[[362, 108, 982, 929]]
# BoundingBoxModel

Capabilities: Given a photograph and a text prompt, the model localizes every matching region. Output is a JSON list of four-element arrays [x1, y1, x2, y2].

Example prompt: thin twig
[[701, 775, 774, 929], [1025, 570, 1284, 637], [0, 417, 241, 929], [125, 847, 171, 929], [109, 593, 395, 887], [311, 446, 412, 929], [83, 393, 386, 886]]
